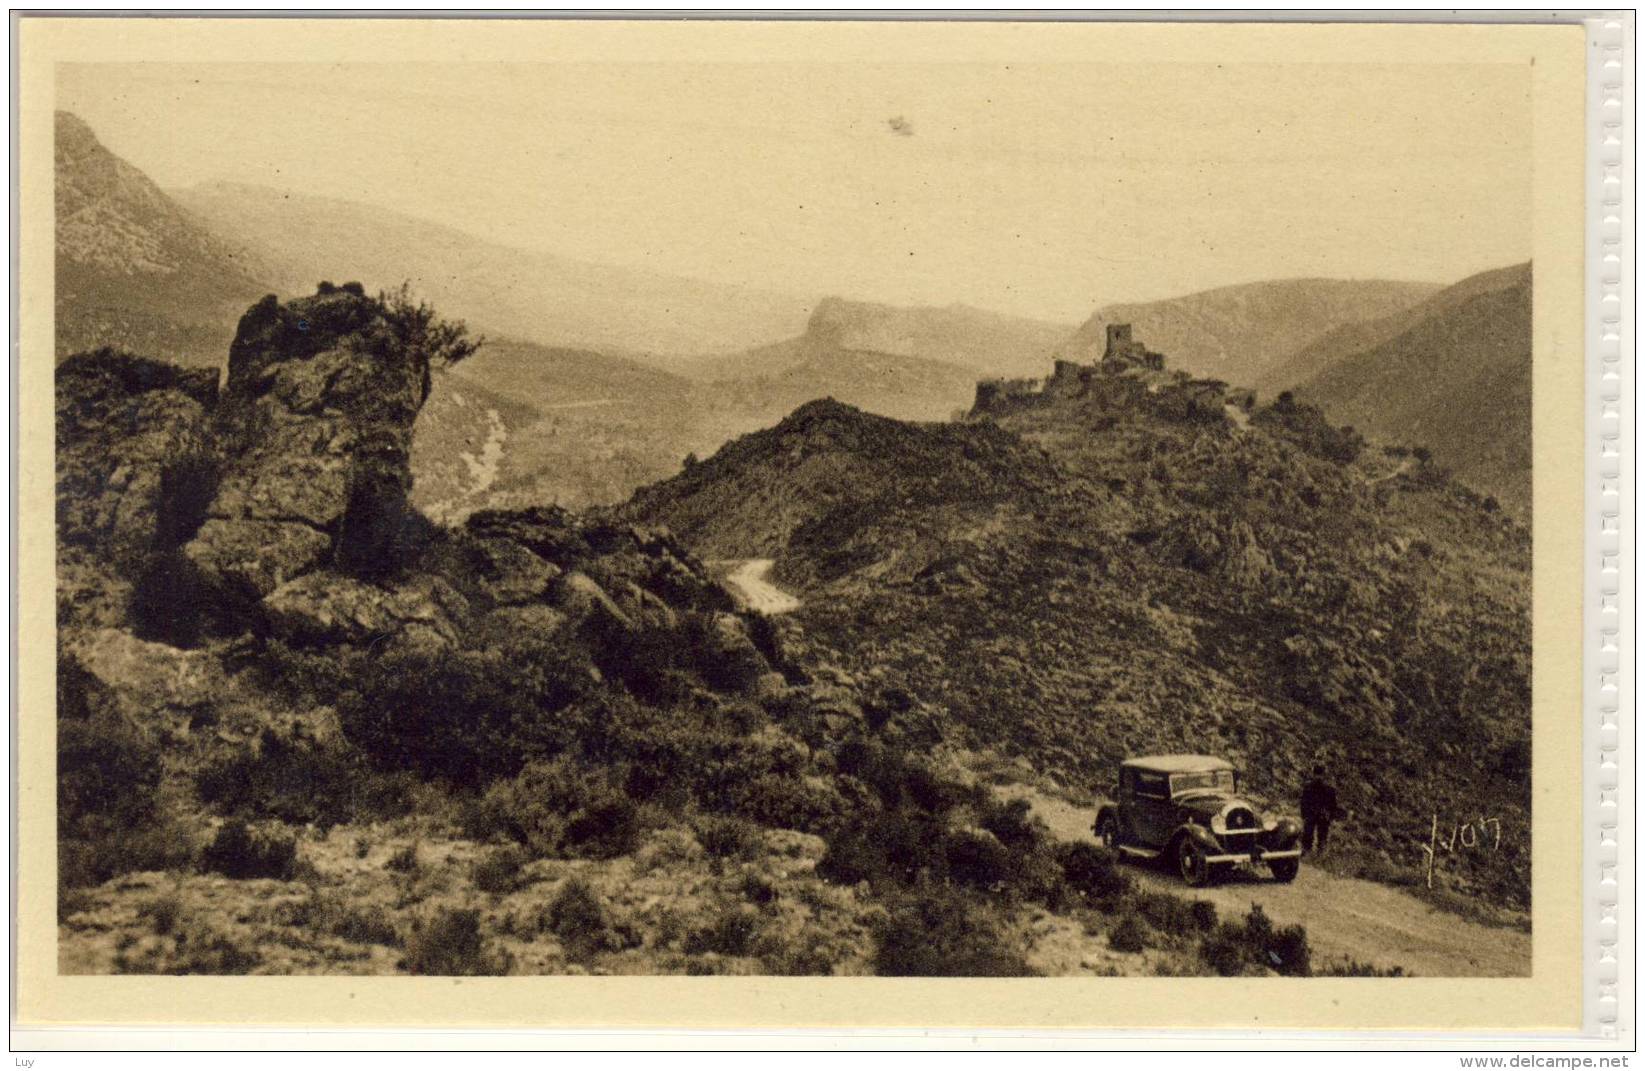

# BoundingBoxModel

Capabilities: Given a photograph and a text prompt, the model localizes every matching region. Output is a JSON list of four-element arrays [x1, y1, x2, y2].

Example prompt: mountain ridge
[[1057, 277, 1444, 389], [172, 179, 816, 361], [54, 111, 271, 365], [1284, 262, 1532, 514]]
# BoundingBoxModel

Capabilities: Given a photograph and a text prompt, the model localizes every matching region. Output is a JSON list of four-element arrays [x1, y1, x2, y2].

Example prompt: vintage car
[[1091, 754, 1303, 886]]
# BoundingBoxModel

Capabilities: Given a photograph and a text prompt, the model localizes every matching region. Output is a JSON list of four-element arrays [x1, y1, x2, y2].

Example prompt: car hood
[[1173, 791, 1254, 817]]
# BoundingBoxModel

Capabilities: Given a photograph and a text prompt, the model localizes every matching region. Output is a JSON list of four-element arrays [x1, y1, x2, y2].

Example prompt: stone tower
[[1104, 323, 1134, 360]]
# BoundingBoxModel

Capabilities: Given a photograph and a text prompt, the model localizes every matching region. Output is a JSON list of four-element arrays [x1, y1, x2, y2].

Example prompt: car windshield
[[1171, 769, 1235, 794]]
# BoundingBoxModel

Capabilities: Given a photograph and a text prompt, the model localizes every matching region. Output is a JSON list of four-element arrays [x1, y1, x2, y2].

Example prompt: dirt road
[[1008, 784, 1531, 978], [717, 559, 801, 614]]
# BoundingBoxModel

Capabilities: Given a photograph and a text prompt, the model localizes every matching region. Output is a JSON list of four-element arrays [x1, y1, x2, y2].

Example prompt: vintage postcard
[[13, 16, 1597, 1035]]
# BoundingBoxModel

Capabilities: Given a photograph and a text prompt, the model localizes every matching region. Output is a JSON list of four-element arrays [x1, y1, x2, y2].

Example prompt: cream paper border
[[12, 17, 1589, 1033]]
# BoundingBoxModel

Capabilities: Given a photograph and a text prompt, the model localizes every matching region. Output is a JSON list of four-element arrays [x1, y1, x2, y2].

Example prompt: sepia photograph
[[30, 19, 1579, 1008]]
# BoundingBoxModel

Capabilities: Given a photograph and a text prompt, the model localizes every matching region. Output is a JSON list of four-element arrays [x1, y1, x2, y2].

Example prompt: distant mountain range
[[53, 108, 1532, 515], [1057, 278, 1444, 389], [171, 181, 815, 361], [54, 112, 269, 365], [685, 297, 1074, 382], [1278, 263, 1533, 515]]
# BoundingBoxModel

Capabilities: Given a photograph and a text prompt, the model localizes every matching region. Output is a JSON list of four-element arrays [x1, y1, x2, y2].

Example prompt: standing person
[[1300, 765, 1340, 855]]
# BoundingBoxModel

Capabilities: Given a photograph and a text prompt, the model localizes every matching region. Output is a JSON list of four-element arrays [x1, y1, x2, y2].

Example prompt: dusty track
[[717, 558, 801, 614], [1010, 785, 1531, 977]]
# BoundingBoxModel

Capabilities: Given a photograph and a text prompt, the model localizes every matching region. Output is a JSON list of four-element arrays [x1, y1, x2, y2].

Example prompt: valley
[[50, 107, 1536, 980]]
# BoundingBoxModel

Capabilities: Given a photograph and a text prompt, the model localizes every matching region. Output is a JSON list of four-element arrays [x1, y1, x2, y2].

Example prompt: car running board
[[1117, 845, 1161, 860]]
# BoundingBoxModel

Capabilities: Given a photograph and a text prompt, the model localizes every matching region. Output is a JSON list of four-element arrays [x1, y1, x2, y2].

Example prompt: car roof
[[1122, 754, 1234, 774]]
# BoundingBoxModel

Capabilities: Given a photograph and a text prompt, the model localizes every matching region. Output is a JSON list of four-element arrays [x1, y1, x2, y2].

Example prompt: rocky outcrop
[[1156, 514, 1275, 588], [56, 349, 219, 570], [183, 285, 434, 614], [59, 627, 218, 740], [56, 350, 221, 632]]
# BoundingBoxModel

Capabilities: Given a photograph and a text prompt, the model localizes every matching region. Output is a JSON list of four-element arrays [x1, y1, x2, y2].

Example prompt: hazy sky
[[60, 61, 1532, 322]]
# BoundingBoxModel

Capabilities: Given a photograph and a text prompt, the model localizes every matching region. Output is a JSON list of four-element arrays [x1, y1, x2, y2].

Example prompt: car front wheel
[[1270, 858, 1300, 883], [1095, 814, 1120, 850], [1176, 837, 1210, 887]]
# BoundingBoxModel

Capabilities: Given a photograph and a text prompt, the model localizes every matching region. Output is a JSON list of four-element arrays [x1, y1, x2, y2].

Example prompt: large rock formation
[[55, 349, 221, 630], [183, 284, 434, 615]]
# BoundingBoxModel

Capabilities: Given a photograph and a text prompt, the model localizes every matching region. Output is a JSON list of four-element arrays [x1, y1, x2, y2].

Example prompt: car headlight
[[1261, 813, 1278, 832]]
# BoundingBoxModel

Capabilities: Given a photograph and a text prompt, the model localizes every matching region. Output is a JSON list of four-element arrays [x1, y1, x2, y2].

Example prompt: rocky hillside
[[1055, 279, 1441, 390], [173, 181, 814, 361], [61, 286, 1356, 978], [55, 112, 270, 365], [1273, 263, 1532, 516], [629, 343, 1532, 913]]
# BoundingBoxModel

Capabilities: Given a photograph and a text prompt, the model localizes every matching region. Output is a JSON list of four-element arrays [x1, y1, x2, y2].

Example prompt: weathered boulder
[[553, 570, 635, 639], [1156, 514, 1274, 588], [479, 604, 569, 644], [60, 627, 217, 739], [263, 570, 468, 647], [55, 350, 219, 576], [464, 505, 589, 568], [184, 287, 436, 616], [464, 536, 560, 605], [692, 611, 771, 694]]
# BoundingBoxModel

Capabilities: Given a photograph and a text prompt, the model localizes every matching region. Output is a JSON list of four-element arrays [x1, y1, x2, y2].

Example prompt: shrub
[[1057, 842, 1132, 904], [1108, 913, 1149, 953], [57, 698, 195, 888], [386, 842, 420, 874], [942, 827, 1014, 889], [1269, 924, 1311, 977], [463, 759, 642, 860], [1243, 903, 1274, 947], [817, 808, 945, 888], [160, 925, 262, 975], [728, 773, 842, 834], [404, 908, 507, 975], [738, 873, 779, 906], [1191, 900, 1218, 932], [978, 797, 1041, 852], [140, 895, 183, 936], [1196, 908, 1313, 977], [200, 820, 297, 881], [196, 730, 418, 828], [686, 905, 762, 957], [378, 282, 484, 367], [277, 892, 401, 947], [563, 795, 642, 859], [1200, 924, 1249, 977], [758, 934, 834, 976], [694, 815, 761, 861], [472, 845, 529, 895], [544, 878, 616, 962], [872, 888, 1035, 977], [59, 824, 195, 893], [1320, 958, 1406, 978], [1134, 888, 1198, 935], [338, 644, 587, 789]]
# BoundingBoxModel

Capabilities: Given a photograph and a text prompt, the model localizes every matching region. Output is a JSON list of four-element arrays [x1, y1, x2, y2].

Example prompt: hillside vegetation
[[58, 287, 1361, 978], [1278, 263, 1532, 516], [630, 353, 1532, 913]]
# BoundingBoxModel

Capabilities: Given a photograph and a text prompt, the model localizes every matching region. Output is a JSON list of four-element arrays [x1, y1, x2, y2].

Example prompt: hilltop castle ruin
[[969, 323, 1253, 422]]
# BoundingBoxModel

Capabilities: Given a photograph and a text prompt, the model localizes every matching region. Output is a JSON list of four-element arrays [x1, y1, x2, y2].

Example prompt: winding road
[[1006, 784, 1531, 978], [717, 558, 802, 614]]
